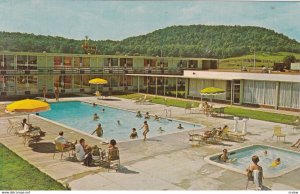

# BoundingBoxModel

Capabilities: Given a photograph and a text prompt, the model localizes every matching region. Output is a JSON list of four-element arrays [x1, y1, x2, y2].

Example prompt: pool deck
[[0, 96, 300, 190]]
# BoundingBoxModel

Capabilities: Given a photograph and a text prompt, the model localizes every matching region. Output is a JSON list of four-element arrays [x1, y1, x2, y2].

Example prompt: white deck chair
[[7, 119, 23, 134]]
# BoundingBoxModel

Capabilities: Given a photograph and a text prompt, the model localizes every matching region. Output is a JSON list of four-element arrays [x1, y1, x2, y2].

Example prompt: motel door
[[233, 80, 240, 104]]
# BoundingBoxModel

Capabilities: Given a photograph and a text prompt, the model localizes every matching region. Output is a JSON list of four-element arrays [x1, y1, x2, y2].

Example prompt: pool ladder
[[164, 108, 172, 118]]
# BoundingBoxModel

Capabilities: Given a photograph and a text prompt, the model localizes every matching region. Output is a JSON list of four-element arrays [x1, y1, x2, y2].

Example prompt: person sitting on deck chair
[[84, 146, 93, 166], [18, 118, 42, 135], [75, 138, 88, 162], [54, 131, 76, 149]]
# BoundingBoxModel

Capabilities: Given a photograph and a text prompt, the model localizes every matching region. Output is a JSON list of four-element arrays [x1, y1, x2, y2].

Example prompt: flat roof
[[127, 71, 300, 83], [0, 51, 218, 61]]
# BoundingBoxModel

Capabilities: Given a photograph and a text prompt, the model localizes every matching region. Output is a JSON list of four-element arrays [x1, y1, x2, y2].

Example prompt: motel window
[[54, 75, 72, 89], [64, 57, 72, 67], [17, 55, 27, 70], [0, 76, 15, 92], [120, 58, 133, 67], [188, 60, 198, 68], [119, 76, 132, 86], [82, 57, 90, 67], [54, 56, 63, 68], [111, 76, 118, 87], [104, 58, 110, 67], [111, 58, 118, 66], [178, 60, 187, 68], [126, 76, 132, 86], [28, 56, 37, 70], [104, 58, 118, 67], [1, 55, 15, 70], [16, 75, 38, 92], [74, 57, 82, 68], [144, 59, 156, 68]]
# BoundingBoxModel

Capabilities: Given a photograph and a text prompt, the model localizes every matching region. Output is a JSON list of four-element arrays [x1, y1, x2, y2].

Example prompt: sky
[[0, 0, 300, 41]]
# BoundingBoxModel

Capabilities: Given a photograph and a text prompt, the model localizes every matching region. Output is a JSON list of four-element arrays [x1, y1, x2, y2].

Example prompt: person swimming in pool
[[218, 149, 237, 163], [117, 120, 121, 125], [145, 112, 150, 119], [136, 111, 142, 118], [154, 115, 160, 121], [158, 127, 165, 133], [219, 149, 229, 162], [177, 124, 184, 129], [93, 113, 99, 121], [270, 158, 281, 167]]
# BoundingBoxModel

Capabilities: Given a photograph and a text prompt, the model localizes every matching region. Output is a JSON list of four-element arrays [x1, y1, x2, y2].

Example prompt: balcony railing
[[0, 67, 193, 76]]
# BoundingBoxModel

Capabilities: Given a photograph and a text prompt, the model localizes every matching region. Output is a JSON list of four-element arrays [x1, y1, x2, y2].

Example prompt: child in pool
[[270, 158, 281, 167]]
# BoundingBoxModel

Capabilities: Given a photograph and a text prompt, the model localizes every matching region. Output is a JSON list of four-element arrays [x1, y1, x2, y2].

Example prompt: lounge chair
[[217, 127, 245, 141], [53, 141, 73, 160], [94, 91, 102, 100], [7, 119, 22, 134], [106, 148, 120, 172], [135, 95, 148, 104], [191, 103, 203, 114], [272, 125, 286, 142], [189, 129, 218, 144]]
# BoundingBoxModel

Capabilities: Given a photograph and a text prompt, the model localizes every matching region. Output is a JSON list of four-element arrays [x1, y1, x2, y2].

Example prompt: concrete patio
[[0, 96, 300, 190]]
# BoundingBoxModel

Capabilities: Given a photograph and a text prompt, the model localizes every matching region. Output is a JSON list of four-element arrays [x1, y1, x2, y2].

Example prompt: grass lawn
[[215, 106, 297, 125], [115, 93, 297, 124], [114, 93, 199, 108], [219, 51, 300, 69], [0, 143, 66, 190]]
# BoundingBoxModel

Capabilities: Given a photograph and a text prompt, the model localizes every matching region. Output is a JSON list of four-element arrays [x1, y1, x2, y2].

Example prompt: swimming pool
[[205, 145, 300, 178], [39, 101, 201, 141]]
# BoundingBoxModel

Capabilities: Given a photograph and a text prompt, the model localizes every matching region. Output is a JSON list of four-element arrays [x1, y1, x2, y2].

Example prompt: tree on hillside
[[283, 55, 296, 64]]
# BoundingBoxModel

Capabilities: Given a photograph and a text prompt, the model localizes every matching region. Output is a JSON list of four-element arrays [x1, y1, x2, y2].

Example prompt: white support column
[[231, 80, 233, 105], [146, 77, 149, 94], [275, 82, 279, 110], [175, 77, 178, 98], [163, 77, 166, 96], [155, 76, 158, 95], [137, 76, 140, 93]]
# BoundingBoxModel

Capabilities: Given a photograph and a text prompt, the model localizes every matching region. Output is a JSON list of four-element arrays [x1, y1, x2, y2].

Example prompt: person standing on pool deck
[[54, 87, 59, 101], [246, 155, 264, 190], [42, 85, 47, 99], [140, 121, 149, 141]]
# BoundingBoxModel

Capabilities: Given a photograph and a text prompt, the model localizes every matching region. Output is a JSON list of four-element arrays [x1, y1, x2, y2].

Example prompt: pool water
[[39, 101, 201, 141], [208, 145, 300, 177]]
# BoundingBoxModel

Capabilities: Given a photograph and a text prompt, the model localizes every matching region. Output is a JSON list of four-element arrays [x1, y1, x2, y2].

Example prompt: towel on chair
[[253, 169, 262, 190]]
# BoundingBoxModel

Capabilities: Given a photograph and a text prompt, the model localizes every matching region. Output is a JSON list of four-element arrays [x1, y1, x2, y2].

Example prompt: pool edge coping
[[35, 99, 205, 144], [204, 144, 300, 179]]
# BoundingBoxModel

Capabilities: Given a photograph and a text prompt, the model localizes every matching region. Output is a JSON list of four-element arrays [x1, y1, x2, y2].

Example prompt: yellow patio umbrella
[[6, 99, 50, 122], [199, 87, 225, 102], [89, 78, 108, 93], [89, 78, 108, 85]]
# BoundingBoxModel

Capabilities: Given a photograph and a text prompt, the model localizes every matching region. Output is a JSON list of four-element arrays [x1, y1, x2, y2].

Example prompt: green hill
[[1, 25, 300, 58]]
